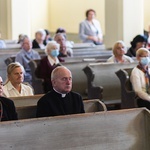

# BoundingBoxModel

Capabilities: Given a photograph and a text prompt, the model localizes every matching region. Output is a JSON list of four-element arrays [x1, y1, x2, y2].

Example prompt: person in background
[[35, 41, 64, 93], [43, 29, 52, 45], [3, 62, 34, 97], [32, 29, 46, 49], [54, 33, 73, 57], [0, 76, 18, 121], [107, 40, 134, 63], [0, 32, 6, 49], [55, 27, 74, 48], [79, 9, 103, 45], [36, 66, 85, 117], [126, 35, 147, 57], [17, 33, 25, 44], [15, 35, 41, 84], [130, 48, 150, 109], [56, 28, 67, 38]]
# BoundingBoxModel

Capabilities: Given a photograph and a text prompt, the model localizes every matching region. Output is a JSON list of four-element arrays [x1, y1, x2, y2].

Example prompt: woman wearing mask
[[130, 48, 150, 109], [36, 41, 63, 93]]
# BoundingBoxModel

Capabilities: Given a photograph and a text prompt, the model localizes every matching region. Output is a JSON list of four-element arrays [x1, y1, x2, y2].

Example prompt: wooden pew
[[0, 108, 149, 149], [116, 68, 136, 109], [83, 62, 138, 107], [29, 60, 105, 97], [16, 99, 107, 119]]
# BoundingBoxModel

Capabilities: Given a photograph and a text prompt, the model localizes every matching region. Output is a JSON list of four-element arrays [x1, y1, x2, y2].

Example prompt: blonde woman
[[3, 62, 34, 97], [107, 40, 134, 63]]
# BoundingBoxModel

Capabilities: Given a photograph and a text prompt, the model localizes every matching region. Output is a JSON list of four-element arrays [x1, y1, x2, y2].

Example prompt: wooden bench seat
[[0, 108, 149, 149], [83, 62, 138, 107], [29, 60, 106, 97], [16, 99, 107, 119]]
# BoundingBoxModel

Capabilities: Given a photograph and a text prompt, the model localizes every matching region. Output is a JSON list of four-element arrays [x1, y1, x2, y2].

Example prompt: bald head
[[51, 66, 72, 94]]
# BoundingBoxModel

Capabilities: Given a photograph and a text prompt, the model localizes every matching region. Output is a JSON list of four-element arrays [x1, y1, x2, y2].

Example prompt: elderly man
[[54, 33, 73, 57], [15, 35, 41, 84], [36, 66, 85, 117], [0, 76, 18, 121]]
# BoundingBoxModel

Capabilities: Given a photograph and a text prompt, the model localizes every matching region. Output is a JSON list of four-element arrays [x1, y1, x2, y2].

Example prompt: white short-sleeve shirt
[[3, 81, 34, 97]]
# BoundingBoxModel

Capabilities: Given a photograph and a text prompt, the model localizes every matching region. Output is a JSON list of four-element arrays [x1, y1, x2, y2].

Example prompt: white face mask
[[140, 57, 150, 66]]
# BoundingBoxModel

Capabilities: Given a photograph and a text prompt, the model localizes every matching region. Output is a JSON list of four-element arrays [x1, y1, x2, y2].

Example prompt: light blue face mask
[[51, 49, 59, 57], [140, 57, 150, 66]]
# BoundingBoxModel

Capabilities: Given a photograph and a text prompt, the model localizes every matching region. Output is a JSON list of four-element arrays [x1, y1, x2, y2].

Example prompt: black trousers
[[136, 98, 150, 110]]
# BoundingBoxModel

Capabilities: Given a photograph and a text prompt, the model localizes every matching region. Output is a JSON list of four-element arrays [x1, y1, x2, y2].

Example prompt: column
[[105, 0, 144, 48]]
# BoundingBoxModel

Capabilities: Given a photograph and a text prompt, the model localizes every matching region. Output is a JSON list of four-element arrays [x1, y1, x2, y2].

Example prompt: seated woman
[[35, 41, 64, 93], [32, 29, 46, 49], [3, 62, 34, 97], [55, 27, 74, 48], [54, 33, 73, 57], [0, 76, 18, 121], [107, 40, 134, 63], [130, 48, 150, 109], [126, 35, 147, 57]]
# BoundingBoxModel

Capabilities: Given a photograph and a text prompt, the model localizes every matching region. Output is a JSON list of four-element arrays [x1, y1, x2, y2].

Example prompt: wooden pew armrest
[[88, 84, 103, 100]]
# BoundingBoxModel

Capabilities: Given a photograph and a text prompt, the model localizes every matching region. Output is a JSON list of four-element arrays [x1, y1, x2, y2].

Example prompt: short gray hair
[[51, 66, 71, 80], [20, 35, 29, 46], [136, 48, 150, 57], [112, 40, 127, 55], [53, 33, 66, 41], [45, 41, 60, 55]]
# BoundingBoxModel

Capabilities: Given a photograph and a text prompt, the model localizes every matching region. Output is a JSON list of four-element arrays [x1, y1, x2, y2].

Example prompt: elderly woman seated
[[107, 40, 134, 63], [32, 29, 46, 49], [35, 41, 64, 93], [3, 62, 34, 97], [54, 33, 73, 57], [130, 48, 150, 109]]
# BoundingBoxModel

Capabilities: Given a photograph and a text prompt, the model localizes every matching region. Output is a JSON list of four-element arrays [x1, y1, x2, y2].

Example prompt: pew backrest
[[83, 62, 138, 104], [0, 108, 149, 150], [16, 99, 107, 119]]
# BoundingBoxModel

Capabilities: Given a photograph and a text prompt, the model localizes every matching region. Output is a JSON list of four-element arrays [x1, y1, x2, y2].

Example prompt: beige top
[[3, 81, 34, 97]]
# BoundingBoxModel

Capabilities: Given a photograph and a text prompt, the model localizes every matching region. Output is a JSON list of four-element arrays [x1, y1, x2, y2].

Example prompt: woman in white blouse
[[107, 40, 134, 63], [130, 48, 150, 109], [3, 62, 34, 97], [79, 9, 103, 44]]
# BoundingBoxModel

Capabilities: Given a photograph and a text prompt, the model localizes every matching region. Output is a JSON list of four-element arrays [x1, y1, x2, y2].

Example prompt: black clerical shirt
[[36, 90, 85, 117]]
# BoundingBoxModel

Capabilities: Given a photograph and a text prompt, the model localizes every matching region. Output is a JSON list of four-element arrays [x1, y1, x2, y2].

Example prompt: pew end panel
[[0, 108, 149, 150], [29, 59, 44, 94], [4, 56, 16, 66], [116, 68, 136, 109], [83, 62, 138, 110], [83, 66, 103, 100]]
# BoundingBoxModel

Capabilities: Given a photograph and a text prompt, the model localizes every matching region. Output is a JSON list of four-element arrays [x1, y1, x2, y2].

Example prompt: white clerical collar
[[53, 88, 66, 97]]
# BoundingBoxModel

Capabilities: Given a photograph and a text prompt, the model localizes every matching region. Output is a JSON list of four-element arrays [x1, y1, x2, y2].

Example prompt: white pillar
[[105, 0, 144, 48]]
